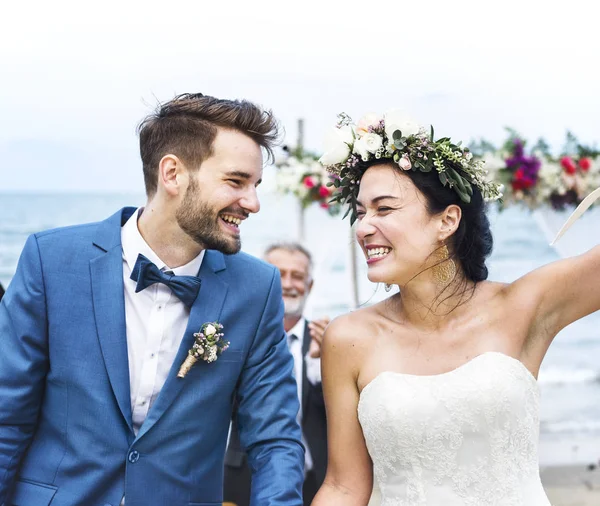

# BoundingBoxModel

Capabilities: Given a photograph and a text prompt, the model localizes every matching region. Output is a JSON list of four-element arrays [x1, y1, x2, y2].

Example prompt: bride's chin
[[367, 273, 387, 284]]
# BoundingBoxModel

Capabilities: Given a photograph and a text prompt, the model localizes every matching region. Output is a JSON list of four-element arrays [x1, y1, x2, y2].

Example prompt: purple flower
[[505, 139, 541, 188]]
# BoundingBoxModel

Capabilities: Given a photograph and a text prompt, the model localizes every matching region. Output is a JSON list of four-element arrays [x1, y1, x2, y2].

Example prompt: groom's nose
[[240, 186, 260, 214]]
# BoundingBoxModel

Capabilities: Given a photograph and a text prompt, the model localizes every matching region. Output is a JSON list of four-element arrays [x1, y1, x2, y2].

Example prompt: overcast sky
[[1, 0, 599, 192]]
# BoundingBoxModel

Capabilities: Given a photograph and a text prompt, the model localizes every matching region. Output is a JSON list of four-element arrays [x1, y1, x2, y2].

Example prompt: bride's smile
[[365, 245, 392, 264]]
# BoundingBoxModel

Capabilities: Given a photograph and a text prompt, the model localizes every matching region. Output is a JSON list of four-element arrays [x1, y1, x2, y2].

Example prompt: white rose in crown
[[362, 133, 383, 153], [353, 133, 383, 161], [355, 112, 382, 135], [353, 137, 370, 161], [384, 109, 421, 143], [319, 125, 355, 166]]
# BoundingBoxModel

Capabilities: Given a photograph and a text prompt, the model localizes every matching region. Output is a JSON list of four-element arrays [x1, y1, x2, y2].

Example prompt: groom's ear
[[438, 204, 461, 240], [158, 154, 186, 197]]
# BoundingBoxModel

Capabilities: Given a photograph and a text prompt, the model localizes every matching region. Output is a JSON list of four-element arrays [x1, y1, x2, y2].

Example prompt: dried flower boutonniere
[[177, 322, 229, 378]]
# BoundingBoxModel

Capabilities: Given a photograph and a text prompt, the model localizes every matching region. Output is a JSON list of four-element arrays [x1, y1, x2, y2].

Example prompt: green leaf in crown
[[318, 110, 504, 224]]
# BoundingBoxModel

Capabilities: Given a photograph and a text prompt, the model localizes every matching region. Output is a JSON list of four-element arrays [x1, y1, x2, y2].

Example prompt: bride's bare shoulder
[[323, 305, 381, 352], [322, 306, 380, 379]]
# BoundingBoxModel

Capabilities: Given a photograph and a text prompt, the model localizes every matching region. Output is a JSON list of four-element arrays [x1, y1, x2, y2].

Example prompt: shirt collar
[[288, 317, 306, 343], [121, 207, 205, 276]]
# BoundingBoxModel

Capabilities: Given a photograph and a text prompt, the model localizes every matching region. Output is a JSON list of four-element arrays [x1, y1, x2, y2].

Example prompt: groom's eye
[[227, 179, 242, 187]]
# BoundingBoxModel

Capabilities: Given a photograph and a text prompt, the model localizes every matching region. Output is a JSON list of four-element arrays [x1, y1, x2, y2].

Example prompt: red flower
[[511, 167, 535, 191], [303, 176, 316, 188], [560, 156, 577, 175], [579, 157, 592, 172], [318, 185, 330, 198], [320, 202, 329, 209]]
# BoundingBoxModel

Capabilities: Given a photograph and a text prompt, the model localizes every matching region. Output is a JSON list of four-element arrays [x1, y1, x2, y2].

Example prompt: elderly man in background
[[224, 242, 329, 506]]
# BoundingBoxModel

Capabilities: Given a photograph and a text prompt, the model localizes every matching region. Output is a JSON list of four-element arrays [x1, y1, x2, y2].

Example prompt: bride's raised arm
[[509, 243, 600, 362], [311, 315, 373, 506]]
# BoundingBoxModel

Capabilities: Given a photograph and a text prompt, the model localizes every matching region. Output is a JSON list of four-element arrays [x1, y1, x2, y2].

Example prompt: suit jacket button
[[128, 450, 140, 463]]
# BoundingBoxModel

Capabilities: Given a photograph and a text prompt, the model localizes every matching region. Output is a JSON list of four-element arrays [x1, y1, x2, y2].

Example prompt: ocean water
[[1, 189, 599, 466]]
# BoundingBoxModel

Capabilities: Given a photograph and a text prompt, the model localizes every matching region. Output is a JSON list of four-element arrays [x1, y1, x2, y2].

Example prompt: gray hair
[[264, 242, 313, 278]]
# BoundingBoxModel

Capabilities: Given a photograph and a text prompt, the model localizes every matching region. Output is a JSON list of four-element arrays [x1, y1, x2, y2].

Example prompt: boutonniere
[[177, 322, 229, 378]]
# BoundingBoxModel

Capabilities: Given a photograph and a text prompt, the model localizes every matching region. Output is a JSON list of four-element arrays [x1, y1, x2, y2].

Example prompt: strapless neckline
[[357, 350, 549, 505], [360, 351, 539, 400]]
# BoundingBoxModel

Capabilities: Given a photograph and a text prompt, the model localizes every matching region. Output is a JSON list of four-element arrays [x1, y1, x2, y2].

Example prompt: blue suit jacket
[[0, 207, 304, 506]]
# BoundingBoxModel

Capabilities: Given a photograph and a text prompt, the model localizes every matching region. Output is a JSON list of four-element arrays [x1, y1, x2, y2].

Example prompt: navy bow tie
[[130, 253, 201, 307]]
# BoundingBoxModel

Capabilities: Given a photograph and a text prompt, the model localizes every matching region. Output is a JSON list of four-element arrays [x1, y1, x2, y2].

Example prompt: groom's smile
[[219, 212, 247, 235]]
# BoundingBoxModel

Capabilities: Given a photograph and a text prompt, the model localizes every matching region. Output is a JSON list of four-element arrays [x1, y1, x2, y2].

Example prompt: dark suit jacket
[[224, 320, 328, 505]]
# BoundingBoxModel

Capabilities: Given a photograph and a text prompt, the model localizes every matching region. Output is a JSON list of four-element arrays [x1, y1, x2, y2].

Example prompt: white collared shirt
[[121, 208, 205, 435], [287, 317, 321, 472]]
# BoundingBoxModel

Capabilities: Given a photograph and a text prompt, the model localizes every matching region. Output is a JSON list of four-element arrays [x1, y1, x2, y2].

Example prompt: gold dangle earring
[[432, 244, 456, 284]]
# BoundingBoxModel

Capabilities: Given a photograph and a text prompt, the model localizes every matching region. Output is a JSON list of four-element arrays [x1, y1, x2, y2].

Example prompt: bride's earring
[[384, 283, 392, 292], [432, 244, 456, 284]]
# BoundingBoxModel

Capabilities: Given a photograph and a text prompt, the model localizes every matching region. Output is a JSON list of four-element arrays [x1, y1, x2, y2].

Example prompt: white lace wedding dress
[[358, 352, 551, 505]]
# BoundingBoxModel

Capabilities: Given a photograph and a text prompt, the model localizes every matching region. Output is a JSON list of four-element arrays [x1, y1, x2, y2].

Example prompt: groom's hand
[[308, 317, 330, 358]]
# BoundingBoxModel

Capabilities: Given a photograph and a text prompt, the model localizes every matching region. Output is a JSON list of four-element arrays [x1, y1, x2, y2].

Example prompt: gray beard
[[283, 295, 306, 318]]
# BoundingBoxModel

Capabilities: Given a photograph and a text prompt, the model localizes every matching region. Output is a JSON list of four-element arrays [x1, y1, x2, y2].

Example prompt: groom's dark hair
[[137, 93, 281, 197]]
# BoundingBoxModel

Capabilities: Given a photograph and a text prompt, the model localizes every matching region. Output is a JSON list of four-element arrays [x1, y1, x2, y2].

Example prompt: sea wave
[[541, 419, 600, 434], [538, 367, 600, 386]]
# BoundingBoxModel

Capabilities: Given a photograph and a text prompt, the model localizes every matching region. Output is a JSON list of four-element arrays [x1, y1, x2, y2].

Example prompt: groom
[[0, 93, 304, 506]]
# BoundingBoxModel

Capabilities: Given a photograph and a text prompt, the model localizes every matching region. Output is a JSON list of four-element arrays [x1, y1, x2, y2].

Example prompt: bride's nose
[[356, 214, 377, 242]]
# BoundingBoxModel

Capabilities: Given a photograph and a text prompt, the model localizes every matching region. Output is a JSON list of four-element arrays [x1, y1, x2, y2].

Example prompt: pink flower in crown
[[355, 113, 382, 135], [398, 154, 412, 170]]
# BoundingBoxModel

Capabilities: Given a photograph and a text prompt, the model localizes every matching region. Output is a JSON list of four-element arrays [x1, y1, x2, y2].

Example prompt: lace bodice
[[358, 352, 551, 506]]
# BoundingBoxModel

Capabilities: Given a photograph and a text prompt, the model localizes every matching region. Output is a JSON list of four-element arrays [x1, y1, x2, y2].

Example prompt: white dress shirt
[[121, 208, 205, 435], [287, 317, 322, 472]]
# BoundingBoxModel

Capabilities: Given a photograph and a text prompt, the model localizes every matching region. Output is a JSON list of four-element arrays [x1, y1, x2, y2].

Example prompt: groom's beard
[[176, 178, 244, 255], [282, 288, 307, 318]]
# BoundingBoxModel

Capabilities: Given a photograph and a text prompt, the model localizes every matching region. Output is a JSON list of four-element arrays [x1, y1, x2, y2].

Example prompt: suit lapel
[[91, 207, 137, 434], [135, 250, 228, 441], [301, 320, 311, 415]]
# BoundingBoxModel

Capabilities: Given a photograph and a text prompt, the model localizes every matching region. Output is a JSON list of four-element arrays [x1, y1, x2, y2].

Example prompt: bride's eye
[[356, 210, 366, 220], [377, 206, 393, 213]]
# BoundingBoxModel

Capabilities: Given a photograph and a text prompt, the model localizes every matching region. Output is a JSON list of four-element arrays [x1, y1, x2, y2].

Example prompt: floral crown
[[318, 110, 504, 223]]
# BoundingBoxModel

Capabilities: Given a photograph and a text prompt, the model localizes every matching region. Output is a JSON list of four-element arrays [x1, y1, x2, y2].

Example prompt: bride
[[310, 111, 596, 505]]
